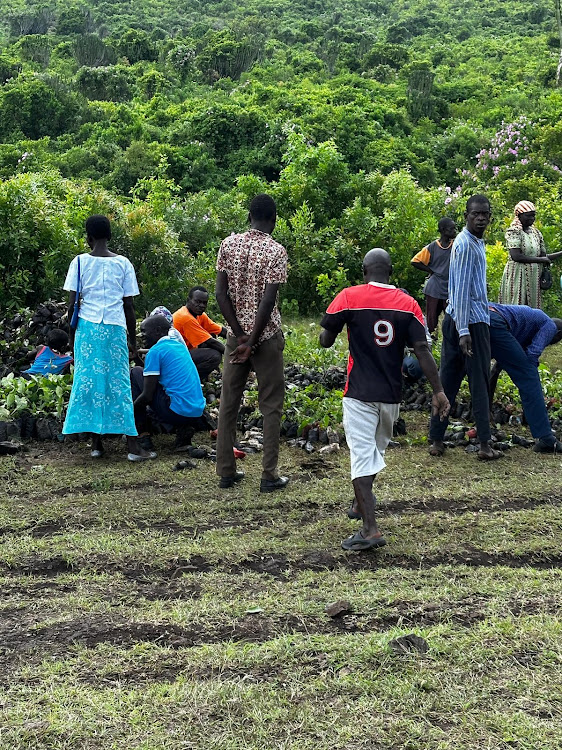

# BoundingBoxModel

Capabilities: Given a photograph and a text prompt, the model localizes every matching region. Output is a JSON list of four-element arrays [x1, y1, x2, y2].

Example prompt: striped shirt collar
[[463, 227, 485, 243]]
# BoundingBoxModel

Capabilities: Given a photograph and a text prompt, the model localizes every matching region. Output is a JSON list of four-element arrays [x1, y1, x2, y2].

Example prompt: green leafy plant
[[0, 373, 72, 420]]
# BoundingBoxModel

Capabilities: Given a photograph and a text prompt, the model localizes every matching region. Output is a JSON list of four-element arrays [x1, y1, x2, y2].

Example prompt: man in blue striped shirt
[[489, 302, 562, 452], [429, 195, 501, 460]]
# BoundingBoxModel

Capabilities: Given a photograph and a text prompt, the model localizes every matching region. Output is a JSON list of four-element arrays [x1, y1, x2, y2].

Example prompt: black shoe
[[139, 435, 156, 452], [533, 438, 562, 453], [174, 426, 195, 450], [260, 476, 289, 493], [218, 471, 245, 488]]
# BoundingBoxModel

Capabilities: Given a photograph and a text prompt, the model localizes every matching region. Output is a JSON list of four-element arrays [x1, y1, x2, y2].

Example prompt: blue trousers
[[489, 311, 552, 443]]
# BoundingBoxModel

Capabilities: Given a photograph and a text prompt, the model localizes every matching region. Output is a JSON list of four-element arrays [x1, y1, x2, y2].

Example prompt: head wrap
[[514, 200, 536, 216], [150, 306, 173, 325], [511, 201, 537, 232]]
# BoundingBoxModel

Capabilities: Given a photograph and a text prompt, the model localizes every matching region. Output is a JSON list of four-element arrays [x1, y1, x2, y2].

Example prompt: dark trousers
[[216, 330, 285, 480], [425, 295, 447, 334], [130, 366, 203, 434], [190, 347, 222, 381], [429, 315, 492, 443], [489, 311, 552, 442]]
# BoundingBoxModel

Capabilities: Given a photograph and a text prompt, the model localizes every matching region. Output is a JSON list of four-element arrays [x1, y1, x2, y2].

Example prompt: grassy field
[[1, 398, 562, 749]]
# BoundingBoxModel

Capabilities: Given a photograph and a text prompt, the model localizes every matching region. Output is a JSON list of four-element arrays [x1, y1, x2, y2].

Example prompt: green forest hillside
[[0, 0, 561, 313]]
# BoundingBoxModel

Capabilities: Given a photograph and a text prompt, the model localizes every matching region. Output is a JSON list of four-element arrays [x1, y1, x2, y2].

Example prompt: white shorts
[[342, 397, 400, 480]]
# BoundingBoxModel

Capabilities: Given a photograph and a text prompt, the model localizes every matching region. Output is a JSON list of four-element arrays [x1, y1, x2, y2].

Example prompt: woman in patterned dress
[[498, 201, 562, 308], [62, 215, 155, 461]]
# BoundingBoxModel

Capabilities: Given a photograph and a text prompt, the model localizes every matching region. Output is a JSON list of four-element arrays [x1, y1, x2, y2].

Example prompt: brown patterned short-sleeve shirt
[[216, 229, 288, 343]]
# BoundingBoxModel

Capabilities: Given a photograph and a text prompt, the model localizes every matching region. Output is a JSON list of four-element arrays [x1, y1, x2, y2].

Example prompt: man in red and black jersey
[[320, 249, 450, 551]]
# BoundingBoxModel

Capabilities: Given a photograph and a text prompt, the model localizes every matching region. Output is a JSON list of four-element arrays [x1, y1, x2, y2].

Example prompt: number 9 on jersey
[[374, 320, 395, 347]]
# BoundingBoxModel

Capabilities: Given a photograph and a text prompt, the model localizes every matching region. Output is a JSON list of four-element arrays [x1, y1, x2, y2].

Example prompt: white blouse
[[64, 254, 139, 328]]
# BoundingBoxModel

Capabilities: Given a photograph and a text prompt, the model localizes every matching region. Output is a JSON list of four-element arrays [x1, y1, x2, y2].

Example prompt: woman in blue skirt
[[63, 215, 155, 461]]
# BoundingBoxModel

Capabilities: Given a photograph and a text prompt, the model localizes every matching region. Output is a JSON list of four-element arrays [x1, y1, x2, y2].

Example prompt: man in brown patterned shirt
[[215, 194, 289, 492]]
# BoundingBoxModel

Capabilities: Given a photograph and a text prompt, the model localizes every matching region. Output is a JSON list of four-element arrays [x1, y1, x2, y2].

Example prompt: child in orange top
[[173, 286, 226, 380]]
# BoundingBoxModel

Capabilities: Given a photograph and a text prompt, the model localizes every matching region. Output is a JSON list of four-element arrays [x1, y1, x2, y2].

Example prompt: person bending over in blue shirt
[[429, 194, 501, 460], [489, 303, 562, 453], [130, 315, 206, 453]]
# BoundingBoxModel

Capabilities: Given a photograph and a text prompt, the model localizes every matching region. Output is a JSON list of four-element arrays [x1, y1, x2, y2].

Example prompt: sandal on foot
[[341, 530, 386, 551], [477, 448, 503, 461], [347, 503, 362, 520], [127, 451, 157, 462]]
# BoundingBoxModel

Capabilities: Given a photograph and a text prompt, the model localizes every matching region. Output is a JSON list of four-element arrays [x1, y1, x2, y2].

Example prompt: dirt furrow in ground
[[4, 547, 562, 580], [0, 517, 256, 539], [1, 491, 561, 539], [1, 593, 558, 679]]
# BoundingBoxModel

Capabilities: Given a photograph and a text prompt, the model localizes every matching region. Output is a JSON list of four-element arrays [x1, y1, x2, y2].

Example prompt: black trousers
[[190, 347, 222, 381], [130, 366, 204, 434], [429, 315, 492, 443]]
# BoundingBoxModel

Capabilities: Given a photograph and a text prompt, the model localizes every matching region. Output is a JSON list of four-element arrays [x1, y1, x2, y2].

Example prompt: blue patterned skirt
[[63, 319, 137, 436]]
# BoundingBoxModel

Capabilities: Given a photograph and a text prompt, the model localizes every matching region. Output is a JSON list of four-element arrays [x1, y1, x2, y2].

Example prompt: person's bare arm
[[15, 345, 41, 370], [547, 250, 562, 261], [123, 297, 138, 353], [508, 247, 550, 264], [215, 271, 246, 340], [412, 340, 450, 419], [319, 328, 338, 348], [198, 337, 225, 354], [411, 261, 432, 274], [133, 374, 159, 408], [230, 284, 279, 363], [68, 291, 77, 351]]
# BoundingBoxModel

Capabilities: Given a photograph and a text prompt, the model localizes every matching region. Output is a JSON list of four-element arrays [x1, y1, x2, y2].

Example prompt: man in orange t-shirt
[[173, 286, 227, 380]]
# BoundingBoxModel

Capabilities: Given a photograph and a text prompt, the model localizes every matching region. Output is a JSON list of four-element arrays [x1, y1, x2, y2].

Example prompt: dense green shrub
[[0, 77, 83, 140], [111, 30, 158, 63], [0, 171, 191, 312], [76, 65, 131, 101], [0, 55, 22, 84], [196, 29, 263, 82], [56, 6, 97, 36], [16, 35, 52, 68], [74, 35, 114, 68]]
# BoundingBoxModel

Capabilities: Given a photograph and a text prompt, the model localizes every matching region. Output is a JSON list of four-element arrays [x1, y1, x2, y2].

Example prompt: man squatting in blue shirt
[[429, 194, 502, 460], [129, 314, 207, 451], [489, 303, 562, 452]]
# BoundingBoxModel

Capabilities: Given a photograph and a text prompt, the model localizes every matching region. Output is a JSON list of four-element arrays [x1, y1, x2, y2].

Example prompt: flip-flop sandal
[[341, 531, 386, 551], [127, 451, 158, 462], [347, 503, 362, 520], [477, 449, 503, 461]]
